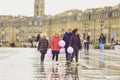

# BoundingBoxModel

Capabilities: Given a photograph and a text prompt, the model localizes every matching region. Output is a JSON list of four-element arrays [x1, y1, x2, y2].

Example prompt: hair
[[41, 32, 47, 39], [72, 28, 78, 34], [66, 27, 72, 32], [54, 32, 60, 36]]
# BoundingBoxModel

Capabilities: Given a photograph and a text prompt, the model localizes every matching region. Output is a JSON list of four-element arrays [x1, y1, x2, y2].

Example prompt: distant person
[[10, 42, 15, 47], [37, 33, 49, 64], [99, 33, 106, 51], [36, 34, 41, 47], [83, 33, 90, 50], [0, 43, 2, 47], [50, 32, 61, 65], [36, 34, 41, 42], [111, 38, 115, 45], [29, 39, 34, 48], [63, 27, 72, 65]]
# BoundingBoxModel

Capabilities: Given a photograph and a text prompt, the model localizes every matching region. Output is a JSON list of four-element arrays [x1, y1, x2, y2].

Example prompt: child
[[50, 32, 61, 65], [37, 33, 49, 64]]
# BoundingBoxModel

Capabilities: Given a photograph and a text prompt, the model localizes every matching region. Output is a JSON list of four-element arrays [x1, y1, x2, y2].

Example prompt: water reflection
[[65, 65, 79, 80], [84, 49, 89, 64], [51, 65, 60, 80], [34, 63, 47, 80], [99, 51, 105, 68]]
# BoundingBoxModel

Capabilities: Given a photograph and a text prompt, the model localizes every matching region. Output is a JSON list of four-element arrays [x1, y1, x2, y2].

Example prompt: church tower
[[34, 0, 45, 17]]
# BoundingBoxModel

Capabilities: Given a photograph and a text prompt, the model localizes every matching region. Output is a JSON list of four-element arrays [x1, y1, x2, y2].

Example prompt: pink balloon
[[46, 53, 53, 57], [67, 47, 74, 54], [59, 40, 66, 47], [60, 48, 65, 54], [46, 49, 52, 57], [47, 49, 52, 54]]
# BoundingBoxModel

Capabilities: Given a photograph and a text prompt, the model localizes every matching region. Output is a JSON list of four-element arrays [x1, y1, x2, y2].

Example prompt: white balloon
[[67, 47, 74, 54], [58, 40, 66, 47]]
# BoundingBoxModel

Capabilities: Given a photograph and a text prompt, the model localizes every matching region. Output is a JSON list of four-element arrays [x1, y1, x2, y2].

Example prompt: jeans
[[70, 48, 79, 62], [52, 51, 59, 61], [100, 42, 104, 50], [84, 42, 89, 50], [65, 48, 71, 62]]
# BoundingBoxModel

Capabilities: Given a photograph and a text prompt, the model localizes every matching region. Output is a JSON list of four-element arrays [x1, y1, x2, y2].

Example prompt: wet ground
[[0, 48, 120, 80]]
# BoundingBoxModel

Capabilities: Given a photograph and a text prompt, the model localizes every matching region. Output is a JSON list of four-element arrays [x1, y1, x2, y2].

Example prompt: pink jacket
[[50, 36, 61, 51]]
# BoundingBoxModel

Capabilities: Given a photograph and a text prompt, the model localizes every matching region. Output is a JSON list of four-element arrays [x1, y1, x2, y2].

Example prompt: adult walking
[[69, 29, 82, 65], [63, 27, 72, 65], [37, 33, 49, 64]]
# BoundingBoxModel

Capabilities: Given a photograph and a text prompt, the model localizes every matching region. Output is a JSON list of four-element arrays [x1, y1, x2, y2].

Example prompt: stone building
[[0, 3, 120, 44]]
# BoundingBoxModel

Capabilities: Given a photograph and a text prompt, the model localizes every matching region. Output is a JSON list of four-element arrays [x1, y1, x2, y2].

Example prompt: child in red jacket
[[50, 32, 61, 65]]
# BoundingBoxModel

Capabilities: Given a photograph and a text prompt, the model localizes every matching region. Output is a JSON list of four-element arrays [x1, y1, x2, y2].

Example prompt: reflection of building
[[0, 2, 120, 44]]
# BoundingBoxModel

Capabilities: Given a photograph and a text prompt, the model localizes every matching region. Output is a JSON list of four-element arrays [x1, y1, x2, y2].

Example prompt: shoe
[[76, 62, 79, 66], [56, 62, 59, 65], [68, 62, 71, 65]]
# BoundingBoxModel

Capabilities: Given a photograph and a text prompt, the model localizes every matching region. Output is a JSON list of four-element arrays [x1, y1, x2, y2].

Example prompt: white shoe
[[56, 61, 59, 65]]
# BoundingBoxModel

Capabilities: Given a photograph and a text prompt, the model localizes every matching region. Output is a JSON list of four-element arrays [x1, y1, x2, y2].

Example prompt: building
[[0, 1, 120, 44], [34, 0, 45, 17]]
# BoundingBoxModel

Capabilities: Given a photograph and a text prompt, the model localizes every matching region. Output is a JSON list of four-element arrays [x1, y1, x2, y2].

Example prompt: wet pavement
[[0, 48, 120, 80]]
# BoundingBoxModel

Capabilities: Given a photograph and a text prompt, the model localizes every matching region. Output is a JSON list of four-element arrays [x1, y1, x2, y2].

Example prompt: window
[[36, 5, 39, 9]]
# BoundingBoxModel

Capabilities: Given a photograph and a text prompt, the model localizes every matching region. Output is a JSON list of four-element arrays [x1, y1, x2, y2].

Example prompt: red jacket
[[50, 36, 61, 51]]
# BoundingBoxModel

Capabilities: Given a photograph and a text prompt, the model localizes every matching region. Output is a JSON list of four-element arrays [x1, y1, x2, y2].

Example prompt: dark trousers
[[40, 53, 45, 62], [52, 51, 59, 61], [70, 48, 79, 62], [65, 48, 71, 62]]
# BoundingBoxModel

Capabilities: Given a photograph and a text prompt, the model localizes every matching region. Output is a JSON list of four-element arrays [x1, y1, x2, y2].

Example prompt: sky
[[0, 0, 119, 16]]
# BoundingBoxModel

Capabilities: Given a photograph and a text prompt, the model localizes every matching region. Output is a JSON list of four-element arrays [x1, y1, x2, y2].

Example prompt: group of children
[[37, 27, 83, 65]]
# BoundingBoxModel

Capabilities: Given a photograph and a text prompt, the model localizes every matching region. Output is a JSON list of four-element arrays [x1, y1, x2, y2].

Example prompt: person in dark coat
[[99, 33, 106, 51], [76, 31, 82, 50], [36, 34, 41, 42], [69, 29, 82, 65], [37, 33, 49, 64], [63, 27, 72, 65]]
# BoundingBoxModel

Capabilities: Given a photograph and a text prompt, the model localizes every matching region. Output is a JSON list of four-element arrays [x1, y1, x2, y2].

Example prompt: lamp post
[[83, 23, 88, 33], [94, 19, 96, 44], [1, 29, 5, 43], [98, 20, 104, 33]]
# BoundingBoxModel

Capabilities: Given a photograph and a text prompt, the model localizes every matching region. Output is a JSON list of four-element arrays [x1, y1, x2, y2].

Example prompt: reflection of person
[[63, 27, 72, 65], [50, 32, 61, 65], [69, 29, 81, 65], [71, 66, 79, 79], [64, 66, 72, 80], [65, 66, 78, 80], [99, 33, 106, 51], [51, 65, 59, 80], [37, 33, 49, 64], [36, 64, 47, 80]]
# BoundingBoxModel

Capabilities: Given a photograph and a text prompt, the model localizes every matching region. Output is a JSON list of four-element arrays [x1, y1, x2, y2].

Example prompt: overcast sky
[[0, 0, 119, 16]]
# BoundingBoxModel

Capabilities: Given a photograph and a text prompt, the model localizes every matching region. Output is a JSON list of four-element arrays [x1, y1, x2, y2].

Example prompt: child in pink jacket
[[50, 32, 61, 65]]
